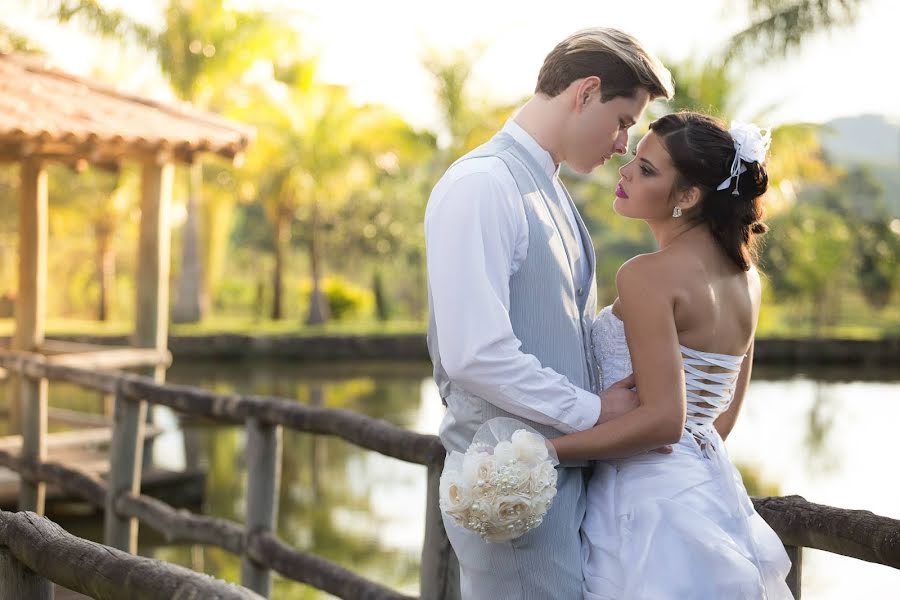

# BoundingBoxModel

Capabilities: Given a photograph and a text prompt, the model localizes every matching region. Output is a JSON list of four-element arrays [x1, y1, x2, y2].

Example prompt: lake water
[[7, 360, 899, 599]]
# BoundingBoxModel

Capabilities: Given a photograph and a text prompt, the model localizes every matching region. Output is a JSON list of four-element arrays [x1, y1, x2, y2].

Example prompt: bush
[[298, 277, 374, 321]]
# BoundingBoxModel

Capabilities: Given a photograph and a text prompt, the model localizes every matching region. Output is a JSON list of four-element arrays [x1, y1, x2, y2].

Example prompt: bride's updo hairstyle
[[649, 112, 769, 271]]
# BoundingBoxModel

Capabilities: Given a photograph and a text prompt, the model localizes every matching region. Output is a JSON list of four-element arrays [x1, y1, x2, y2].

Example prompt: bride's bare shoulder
[[616, 251, 682, 281], [615, 252, 679, 296]]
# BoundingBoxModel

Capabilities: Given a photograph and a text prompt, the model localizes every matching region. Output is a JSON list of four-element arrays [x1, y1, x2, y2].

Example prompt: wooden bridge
[[0, 351, 898, 598]]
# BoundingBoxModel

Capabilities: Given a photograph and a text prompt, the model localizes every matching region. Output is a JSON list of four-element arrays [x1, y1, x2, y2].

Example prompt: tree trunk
[[271, 206, 290, 320], [96, 227, 115, 322], [172, 161, 206, 324], [305, 199, 330, 325]]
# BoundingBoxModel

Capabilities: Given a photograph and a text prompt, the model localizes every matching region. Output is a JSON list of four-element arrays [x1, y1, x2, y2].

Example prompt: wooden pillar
[[241, 417, 281, 597], [107, 159, 173, 552], [133, 158, 173, 369], [104, 385, 147, 553], [421, 457, 460, 600], [0, 545, 52, 600], [13, 158, 48, 514], [785, 545, 802, 599]]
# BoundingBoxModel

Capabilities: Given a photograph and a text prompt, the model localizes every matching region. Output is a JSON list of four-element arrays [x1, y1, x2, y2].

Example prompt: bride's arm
[[552, 256, 686, 461]]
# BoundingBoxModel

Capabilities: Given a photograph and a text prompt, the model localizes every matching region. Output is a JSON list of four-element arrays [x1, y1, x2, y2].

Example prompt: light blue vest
[[428, 131, 600, 464]]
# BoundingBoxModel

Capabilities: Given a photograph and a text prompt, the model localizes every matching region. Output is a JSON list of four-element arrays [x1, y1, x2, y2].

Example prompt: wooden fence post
[[104, 385, 147, 553], [241, 417, 282, 597], [0, 545, 52, 600], [420, 457, 460, 600], [17, 372, 47, 514], [785, 545, 802, 599]]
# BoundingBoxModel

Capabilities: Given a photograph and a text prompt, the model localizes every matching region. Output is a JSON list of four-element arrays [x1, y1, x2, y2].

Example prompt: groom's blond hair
[[536, 28, 674, 102]]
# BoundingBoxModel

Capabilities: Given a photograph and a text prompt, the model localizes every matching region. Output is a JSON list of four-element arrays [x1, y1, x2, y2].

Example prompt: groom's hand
[[596, 374, 673, 454], [596, 374, 638, 424]]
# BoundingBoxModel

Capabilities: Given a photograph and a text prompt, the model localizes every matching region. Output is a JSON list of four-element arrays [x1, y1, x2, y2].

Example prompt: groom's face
[[567, 86, 650, 175]]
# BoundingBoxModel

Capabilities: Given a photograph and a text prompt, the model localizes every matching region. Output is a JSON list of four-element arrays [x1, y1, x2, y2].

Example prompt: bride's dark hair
[[649, 112, 768, 271]]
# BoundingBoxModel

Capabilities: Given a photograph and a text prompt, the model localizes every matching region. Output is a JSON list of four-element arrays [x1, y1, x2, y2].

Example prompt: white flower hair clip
[[716, 121, 772, 196]]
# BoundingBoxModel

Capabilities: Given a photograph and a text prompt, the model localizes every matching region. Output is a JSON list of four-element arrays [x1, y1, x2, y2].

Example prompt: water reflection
[[1, 360, 897, 599], [158, 361, 433, 598]]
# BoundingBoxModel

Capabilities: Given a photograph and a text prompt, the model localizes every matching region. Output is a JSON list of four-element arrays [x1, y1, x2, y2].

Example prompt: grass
[[0, 316, 428, 338], [1, 301, 896, 341]]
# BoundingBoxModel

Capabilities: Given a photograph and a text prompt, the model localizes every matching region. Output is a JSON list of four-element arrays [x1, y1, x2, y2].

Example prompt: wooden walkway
[[0, 425, 206, 510]]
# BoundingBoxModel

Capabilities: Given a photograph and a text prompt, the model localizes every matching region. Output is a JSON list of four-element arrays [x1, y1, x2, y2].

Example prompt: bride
[[550, 112, 794, 599]]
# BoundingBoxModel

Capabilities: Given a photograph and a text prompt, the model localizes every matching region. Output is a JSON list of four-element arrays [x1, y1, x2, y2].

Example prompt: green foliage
[[762, 203, 856, 330], [726, 0, 867, 62], [297, 278, 374, 322]]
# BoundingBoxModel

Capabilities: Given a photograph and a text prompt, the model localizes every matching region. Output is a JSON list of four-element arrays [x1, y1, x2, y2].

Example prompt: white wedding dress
[[581, 305, 794, 600]]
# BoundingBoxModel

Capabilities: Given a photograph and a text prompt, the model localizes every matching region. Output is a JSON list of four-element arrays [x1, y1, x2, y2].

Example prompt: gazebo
[[0, 51, 254, 511]]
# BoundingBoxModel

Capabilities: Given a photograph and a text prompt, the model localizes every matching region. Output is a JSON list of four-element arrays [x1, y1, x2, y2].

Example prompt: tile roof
[[0, 51, 254, 167]]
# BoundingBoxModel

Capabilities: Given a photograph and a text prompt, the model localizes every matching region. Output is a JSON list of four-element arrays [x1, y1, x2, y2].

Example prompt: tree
[[423, 48, 521, 164], [234, 62, 429, 323], [726, 0, 868, 62], [35, 0, 301, 322], [761, 203, 856, 331]]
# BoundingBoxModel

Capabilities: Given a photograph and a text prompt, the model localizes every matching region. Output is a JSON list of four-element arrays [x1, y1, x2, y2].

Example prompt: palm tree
[[236, 66, 427, 324], [423, 48, 521, 163], [726, 0, 868, 62], [655, 57, 835, 209], [34, 0, 300, 322]]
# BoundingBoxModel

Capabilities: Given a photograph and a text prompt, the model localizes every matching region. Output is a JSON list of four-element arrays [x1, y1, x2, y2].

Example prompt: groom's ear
[[574, 76, 602, 110]]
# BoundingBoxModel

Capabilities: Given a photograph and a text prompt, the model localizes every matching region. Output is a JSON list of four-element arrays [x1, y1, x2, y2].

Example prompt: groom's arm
[[425, 161, 600, 434]]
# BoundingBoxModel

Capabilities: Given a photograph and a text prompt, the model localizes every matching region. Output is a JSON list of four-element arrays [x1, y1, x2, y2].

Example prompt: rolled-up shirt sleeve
[[425, 163, 600, 433]]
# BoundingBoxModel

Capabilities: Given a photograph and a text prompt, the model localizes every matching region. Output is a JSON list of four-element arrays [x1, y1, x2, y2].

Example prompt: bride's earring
[[672, 206, 683, 218]]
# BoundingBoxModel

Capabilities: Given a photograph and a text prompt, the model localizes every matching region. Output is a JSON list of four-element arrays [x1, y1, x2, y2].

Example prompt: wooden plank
[[0, 545, 53, 599], [47, 347, 172, 370], [240, 418, 281, 597], [0, 424, 164, 453], [39, 339, 112, 355], [104, 390, 147, 553], [48, 407, 110, 428]]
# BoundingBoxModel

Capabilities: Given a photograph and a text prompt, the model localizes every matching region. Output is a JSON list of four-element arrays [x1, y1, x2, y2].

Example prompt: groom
[[425, 28, 673, 598]]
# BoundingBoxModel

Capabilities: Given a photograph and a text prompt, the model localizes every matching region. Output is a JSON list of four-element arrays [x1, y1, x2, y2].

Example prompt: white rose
[[530, 461, 558, 493], [511, 429, 549, 464], [495, 495, 531, 524], [462, 451, 494, 487], [439, 473, 473, 518], [493, 440, 516, 464]]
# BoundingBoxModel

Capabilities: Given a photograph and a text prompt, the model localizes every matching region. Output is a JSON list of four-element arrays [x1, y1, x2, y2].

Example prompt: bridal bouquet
[[439, 417, 559, 542]]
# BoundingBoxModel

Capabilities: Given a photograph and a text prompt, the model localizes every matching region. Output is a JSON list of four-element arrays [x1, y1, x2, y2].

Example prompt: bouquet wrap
[[439, 417, 559, 542]]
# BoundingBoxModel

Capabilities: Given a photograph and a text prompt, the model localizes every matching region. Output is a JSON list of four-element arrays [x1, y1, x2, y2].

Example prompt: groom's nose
[[614, 130, 628, 155]]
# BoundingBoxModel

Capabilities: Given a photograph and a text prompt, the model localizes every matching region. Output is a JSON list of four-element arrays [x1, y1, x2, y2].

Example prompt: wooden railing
[[0, 350, 454, 599], [1, 348, 898, 599], [0, 510, 263, 599]]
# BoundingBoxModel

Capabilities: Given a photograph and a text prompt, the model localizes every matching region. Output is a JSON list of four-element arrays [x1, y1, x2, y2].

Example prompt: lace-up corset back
[[592, 306, 745, 441]]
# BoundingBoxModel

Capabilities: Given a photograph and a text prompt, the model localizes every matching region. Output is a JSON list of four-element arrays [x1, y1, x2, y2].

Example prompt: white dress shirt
[[425, 119, 600, 434]]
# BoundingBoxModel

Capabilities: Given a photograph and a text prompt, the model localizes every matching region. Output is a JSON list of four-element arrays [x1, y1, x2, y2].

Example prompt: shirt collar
[[502, 119, 560, 179]]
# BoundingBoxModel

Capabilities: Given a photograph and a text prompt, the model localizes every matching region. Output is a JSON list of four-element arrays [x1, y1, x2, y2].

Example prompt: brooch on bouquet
[[439, 417, 559, 542]]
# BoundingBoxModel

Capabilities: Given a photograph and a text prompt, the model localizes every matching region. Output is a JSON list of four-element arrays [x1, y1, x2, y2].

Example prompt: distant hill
[[819, 114, 900, 215], [820, 114, 900, 165]]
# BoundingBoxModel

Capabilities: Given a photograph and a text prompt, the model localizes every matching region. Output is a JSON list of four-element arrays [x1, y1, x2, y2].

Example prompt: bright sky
[[6, 0, 900, 132]]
